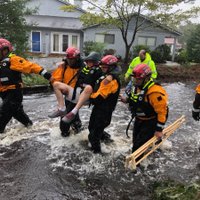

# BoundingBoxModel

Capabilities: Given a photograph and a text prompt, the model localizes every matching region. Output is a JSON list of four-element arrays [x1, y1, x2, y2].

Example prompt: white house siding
[[26, 0, 84, 18], [83, 22, 180, 58]]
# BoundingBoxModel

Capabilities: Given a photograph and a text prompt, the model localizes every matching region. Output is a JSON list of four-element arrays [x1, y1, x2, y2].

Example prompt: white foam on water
[[160, 140, 173, 150], [0, 119, 55, 146], [47, 124, 133, 173]]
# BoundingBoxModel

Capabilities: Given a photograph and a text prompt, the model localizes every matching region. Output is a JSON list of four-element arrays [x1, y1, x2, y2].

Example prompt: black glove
[[192, 110, 200, 121], [43, 72, 51, 80], [39, 69, 51, 80]]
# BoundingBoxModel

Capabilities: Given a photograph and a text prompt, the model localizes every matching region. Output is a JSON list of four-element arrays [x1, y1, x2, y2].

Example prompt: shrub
[[151, 44, 171, 63], [186, 25, 200, 63], [22, 74, 49, 86], [174, 49, 188, 64]]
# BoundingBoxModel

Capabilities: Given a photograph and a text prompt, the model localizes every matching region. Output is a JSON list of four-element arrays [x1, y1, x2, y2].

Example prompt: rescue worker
[[192, 84, 200, 121], [88, 55, 121, 153], [121, 63, 168, 153], [0, 38, 52, 133], [124, 49, 157, 82], [49, 47, 86, 137]]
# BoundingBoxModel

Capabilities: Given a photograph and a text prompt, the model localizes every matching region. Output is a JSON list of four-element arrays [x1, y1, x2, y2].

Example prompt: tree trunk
[[124, 45, 131, 65]]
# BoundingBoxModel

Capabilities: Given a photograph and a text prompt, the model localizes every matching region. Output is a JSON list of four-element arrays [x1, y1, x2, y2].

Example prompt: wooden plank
[[125, 115, 185, 170]]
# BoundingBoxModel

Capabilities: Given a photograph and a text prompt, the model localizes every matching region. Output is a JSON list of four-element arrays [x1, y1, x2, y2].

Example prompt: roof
[[138, 13, 182, 36], [82, 13, 182, 36], [57, 0, 86, 13]]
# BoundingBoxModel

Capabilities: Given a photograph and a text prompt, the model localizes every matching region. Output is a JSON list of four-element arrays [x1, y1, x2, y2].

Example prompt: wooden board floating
[[125, 115, 185, 170]]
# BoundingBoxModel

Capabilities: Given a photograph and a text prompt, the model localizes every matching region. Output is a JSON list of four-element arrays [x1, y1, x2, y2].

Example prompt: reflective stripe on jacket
[[129, 81, 168, 131]]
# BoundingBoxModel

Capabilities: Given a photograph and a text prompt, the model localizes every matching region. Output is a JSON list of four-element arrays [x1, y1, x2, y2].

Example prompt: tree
[[0, 0, 35, 56], [186, 24, 200, 63], [62, 0, 200, 64], [179, 23, 197, 48]]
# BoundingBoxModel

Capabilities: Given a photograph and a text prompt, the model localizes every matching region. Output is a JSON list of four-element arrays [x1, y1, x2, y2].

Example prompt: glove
[[192, 110, 200, 121], [39, 69, 52, 80], [43, 72, 51, 80]]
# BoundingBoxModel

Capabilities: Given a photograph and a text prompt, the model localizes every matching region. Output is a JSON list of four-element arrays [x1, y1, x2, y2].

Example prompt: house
[[165, 37, 183, 54], [83, 14, 182, 60], [26, 0, 85, 56], [26, 0, 181, 60]]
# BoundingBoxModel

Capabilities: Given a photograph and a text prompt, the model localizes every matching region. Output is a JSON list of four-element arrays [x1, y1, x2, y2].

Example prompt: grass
[[152, 180, 200, 200]]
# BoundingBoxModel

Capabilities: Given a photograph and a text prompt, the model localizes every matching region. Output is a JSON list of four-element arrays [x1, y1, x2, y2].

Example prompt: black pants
[[88, 105, 113, 152], [0, 89, 32, 133], [59, 99, 82, 136], [132, 118, 157, 153]]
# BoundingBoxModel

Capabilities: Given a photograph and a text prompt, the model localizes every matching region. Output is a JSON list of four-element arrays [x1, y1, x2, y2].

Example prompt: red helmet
[[132, 63, 151, 79], [0, 38, 13, 52], [100, 55, 118, 66], [66, 47, 80, 59]]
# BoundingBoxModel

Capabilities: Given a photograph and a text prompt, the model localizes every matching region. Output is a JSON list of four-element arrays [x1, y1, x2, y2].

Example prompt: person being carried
[[124, 49, 157, 83], [121, 63, 168, 154], [0, 38, 52, 134], [48, 51, 101, 118], [192, 84, 200, 121], [62, 55, 121, 124], [48, 47, 86, 137]]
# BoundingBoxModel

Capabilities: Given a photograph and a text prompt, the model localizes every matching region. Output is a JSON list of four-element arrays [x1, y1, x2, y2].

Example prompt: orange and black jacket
[[0, 53, 49, 92], [193, 84, 200, 110], [90, 74, 121, 111], [52, 62, 80, 88], [129, 79, 168, 131], [51, 58, 86, 100]]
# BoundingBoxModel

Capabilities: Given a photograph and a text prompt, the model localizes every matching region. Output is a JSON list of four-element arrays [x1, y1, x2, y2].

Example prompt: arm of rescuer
[[124, 58, 136, 82], [9, 55, 51, 80], [90, 78, 119, 101], [192, 84, 200, 121], [147, 88, 168, 139]]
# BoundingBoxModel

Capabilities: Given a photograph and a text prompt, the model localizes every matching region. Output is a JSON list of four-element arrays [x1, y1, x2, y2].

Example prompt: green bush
[[22, 74, 49, 86], [174, 49, 188, 64], [152, 180, 200, 200], [83, 41, 106, 56], [186, 25, 200, 63], [151, 44, 171, 63]]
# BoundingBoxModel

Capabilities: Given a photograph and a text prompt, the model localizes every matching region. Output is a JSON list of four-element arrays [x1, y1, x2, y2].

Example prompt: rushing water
[[0, 82, 200, 200]]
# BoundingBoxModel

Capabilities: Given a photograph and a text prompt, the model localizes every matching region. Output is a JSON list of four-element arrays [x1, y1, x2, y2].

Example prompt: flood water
[[0, 82, 200, 200]]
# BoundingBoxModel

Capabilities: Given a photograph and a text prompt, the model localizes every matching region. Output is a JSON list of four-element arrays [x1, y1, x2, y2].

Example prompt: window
[[105, 34, 115, 44], [72, 35, 78, 48], [138, 36, 156, 47], [51, 33, 80, 53], [53, 34, 59, 52], [95, 34, 115, 44], [32, 31, 41, 52], [62, 35, 68, 52]]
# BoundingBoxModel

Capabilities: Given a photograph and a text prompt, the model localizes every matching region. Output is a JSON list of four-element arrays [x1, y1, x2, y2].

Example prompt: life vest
[[90, 74, 121, 110], [129, 79, 156, 118], [0, 57, 22, 88]]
